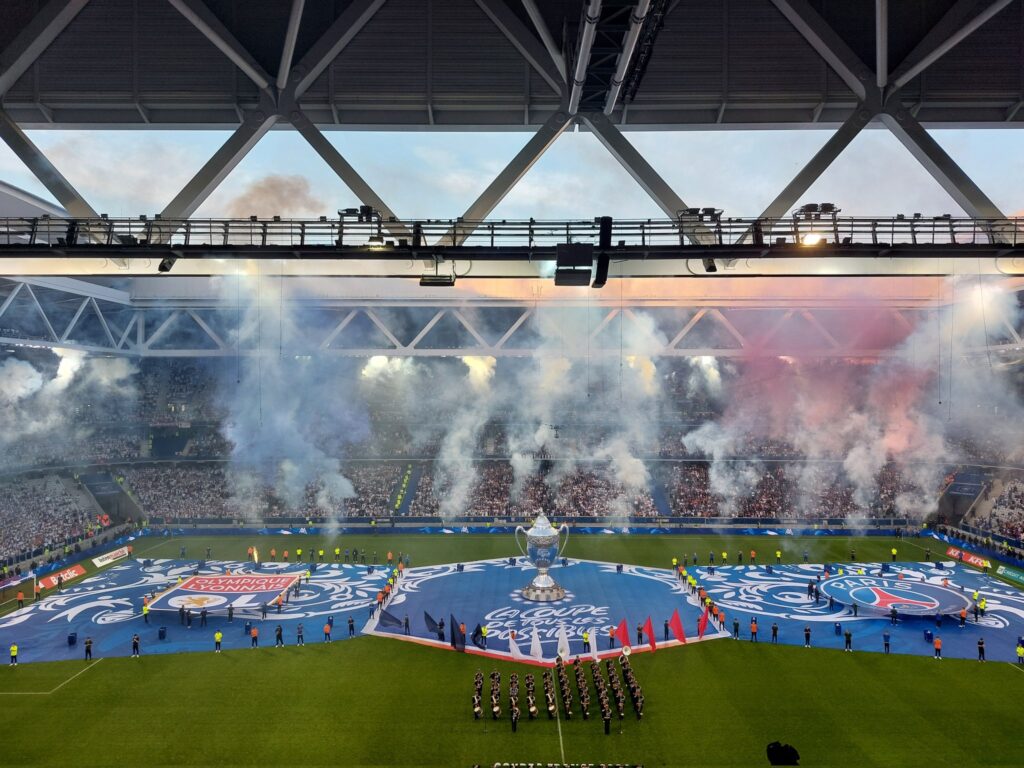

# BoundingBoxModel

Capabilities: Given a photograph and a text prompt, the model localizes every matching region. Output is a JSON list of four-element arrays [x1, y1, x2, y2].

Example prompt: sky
[[1, 124, 1024, 221]]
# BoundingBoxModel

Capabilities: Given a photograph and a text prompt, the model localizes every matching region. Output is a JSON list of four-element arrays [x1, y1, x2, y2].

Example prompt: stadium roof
[[0, 1, 1021, 281], [2, 0, 1023, 131]]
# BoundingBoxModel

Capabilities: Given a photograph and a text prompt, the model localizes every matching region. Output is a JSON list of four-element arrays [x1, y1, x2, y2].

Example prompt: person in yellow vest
[[972, 590, 979, 602], [671, 557, 678, 569], [480, 625, 488, 649], [334, 547, 340, 562], [721, 551, 727, 563], [305, 569, 311, 584], [582, 630, 590, 652], [9, 642, 17, 666], [891, 547, 897, 561], [214, 630, 223, 653], [142, 603, 149, 624], [177, 575, 183, 585], [979, 598, 987, 617], [775, 550, 782, 564], [318, 549, 325, 563], [1017, 645, 1024, 665], [296, 548, 303, 561]]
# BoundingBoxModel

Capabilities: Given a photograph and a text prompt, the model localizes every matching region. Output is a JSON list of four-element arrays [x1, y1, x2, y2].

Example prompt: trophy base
[[521, 584, 566, 602]]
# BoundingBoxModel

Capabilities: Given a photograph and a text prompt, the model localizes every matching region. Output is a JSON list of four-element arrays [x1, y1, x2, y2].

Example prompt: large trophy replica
[[514, 513, 570, 602]]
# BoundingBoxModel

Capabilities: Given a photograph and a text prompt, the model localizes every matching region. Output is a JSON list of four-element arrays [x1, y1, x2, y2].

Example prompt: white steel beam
[[875, 0, 887, 89], [568, 0, 602, 114], [604, 0, 652, 115], [22, 284, 57, 341], [743, 107, 875, 239], [0, 109, 100, 220], [881, 107, 1006, 221], [583, 111, 715, 245], [0, 0, 90, 98], [443, 111, 573, 245], [186, 309, 227, 350], [0, 281, 24, 321], [166, 0, 273, 91], [277, 0, 306, 90], [60, 297, 91, 342], [91, 297, 117, 348], [160, 113, 279, 223], [290, 111, 410, 239], [889, 0, 1015, 93], [18, 276, 130, 304], [291, 0, 388, 99], [520, 0, 568, 84], [476, 0, 566, 94], [769, 0, 872, 101]]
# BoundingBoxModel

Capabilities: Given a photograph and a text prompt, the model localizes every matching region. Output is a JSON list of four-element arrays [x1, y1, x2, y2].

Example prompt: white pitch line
[[0, 658, 102, 695], [1008, 662, 1024, 673], [554, 694, 565, 763], [48, 658, 103, 692]]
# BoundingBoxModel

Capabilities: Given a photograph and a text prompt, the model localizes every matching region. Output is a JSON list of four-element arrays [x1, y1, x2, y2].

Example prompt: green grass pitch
[[2, 533, 1022, 768]]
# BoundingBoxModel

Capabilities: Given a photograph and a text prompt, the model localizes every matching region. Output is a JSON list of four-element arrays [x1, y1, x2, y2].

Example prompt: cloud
[[221, 175, 328, 218]]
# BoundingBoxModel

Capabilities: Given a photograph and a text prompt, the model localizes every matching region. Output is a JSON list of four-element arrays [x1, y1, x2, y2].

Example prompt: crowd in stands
[[990, 480, 1024, 542], [661, 460, 911, 519], [122, 462, 402, 521], [0, 476, 90, 565]]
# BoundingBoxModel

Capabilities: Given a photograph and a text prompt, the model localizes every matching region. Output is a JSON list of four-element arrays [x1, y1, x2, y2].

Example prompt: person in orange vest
[[718, 609, 726, 630], [34, 582, 41, 601], [750, 618, 758, 642], [608, 625, 616, 649], [250, 626, 259, 648], [323, 622, 332, 643], [276, 594, 284, 613], [247, 546, 254, 562], [387, 551, 393, 565], [933, 636, 942, 659], [16, 590, 24, 609], [270, 548, 277, 562], [959, 608, 967, 628], [750, 550, 757, 564], [398, 561, 404, 575], [127, 544, 133, 559], [283, 550, 289, 562]]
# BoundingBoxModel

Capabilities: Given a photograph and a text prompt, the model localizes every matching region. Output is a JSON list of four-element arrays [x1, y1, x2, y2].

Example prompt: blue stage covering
[[4, 555, 1023, 664], [369, 558, 1024, 663], [693, 561, 1024, 659], [368, 557, 725, 661], [0, 559, 390, 663]]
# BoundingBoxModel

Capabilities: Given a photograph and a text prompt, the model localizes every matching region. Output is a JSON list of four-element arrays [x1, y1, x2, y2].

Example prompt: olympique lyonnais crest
[[148, 574, 300, 612], [821, 576, 974, 615]]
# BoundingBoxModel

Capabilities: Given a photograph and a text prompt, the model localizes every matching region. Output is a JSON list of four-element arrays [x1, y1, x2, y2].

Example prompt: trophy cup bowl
[[514, 513, 569, 602]]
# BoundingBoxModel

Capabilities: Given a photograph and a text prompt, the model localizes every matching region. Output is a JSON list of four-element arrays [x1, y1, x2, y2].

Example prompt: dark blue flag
[[379, 609, 403, 628], [424, 611, 439, 633]]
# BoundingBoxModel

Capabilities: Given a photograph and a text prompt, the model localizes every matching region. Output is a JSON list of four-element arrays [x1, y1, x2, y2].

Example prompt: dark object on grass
[[767, 740, 800, 765]]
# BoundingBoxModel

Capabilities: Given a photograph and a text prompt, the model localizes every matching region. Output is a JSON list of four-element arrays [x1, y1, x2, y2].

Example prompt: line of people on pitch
[[248, 545, 410, 568]]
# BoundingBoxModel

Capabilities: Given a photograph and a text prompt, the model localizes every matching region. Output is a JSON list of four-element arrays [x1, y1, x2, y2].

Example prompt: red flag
[[669, 608, 687, 644], [697, 605, 710, 639], [614, 619, 630, 648], [641, 616, 657, 652]]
